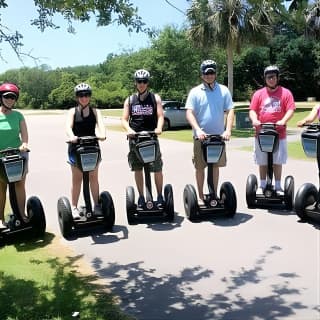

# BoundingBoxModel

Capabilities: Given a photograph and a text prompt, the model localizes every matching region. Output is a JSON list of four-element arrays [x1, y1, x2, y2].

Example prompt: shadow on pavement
[[93, 245, 311, 320]]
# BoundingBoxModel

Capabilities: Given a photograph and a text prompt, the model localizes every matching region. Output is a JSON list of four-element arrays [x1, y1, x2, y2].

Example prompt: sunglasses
[[266, 75, 277, 80], [136, 79, 148, 84], [203, 71, 216, 75], [77, 92, 91, 98], [3, 94, 17, 100]]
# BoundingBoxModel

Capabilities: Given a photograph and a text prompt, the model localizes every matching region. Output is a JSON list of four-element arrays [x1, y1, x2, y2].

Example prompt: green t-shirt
[[0, 110, 24, 150]]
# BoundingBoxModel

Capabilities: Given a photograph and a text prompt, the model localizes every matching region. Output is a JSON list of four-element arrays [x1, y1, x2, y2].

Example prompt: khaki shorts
[[192, 139, 227, 170]]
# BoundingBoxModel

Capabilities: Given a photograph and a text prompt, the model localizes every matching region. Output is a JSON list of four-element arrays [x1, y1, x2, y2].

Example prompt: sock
[[260, 180, 266, 189], [275, 180, 282, 190]]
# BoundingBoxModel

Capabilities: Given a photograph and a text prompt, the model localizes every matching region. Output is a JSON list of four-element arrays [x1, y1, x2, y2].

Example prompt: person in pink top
[[249, 65, 296, 191], [297, 104, 320, 127]]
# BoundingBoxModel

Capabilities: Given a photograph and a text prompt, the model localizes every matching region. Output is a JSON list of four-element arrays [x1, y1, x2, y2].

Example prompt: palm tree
[[186, 0, 281, 95]]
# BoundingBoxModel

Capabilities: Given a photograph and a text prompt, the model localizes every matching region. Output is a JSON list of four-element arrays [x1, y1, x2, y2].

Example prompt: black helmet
[[264, 65, 280, 77], [200, 60, 217, 74]]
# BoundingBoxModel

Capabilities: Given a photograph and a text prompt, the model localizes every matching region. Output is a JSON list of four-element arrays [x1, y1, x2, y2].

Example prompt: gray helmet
[[74, 83, 92, 96], [264, 65, 280, 77], [134, 69, 150, 80], [200, 60, 217, 74]]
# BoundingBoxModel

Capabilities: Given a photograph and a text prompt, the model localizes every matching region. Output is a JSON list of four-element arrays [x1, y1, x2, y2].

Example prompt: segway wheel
[[164, 184, 174, 222], [294, 183, 318, 220], [27, 196, 46, 237], [126, 186, 136, 225], [246, 174, 257, 208], [57, 197, 73, 238], [183, 184, 198, 221], [220, 181, 237, 217], [100, 191, 115, 230], [284, 175, 294, 210]]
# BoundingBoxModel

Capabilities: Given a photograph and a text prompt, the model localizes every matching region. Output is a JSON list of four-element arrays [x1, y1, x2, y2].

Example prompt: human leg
[[14, 176, 27, 221], [71, 165, 82, 208], [89, 165, 100, 206], [0, 180, 7, 224]]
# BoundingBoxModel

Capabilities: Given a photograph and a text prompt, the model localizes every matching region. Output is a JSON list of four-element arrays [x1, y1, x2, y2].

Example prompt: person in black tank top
[[122, 69, 165, 208], [66, 83, 106, 217]]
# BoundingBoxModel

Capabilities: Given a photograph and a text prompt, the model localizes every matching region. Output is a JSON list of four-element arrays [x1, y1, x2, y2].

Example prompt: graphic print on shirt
[[262, 96, 281, 114], [131, 104, 154, 116]]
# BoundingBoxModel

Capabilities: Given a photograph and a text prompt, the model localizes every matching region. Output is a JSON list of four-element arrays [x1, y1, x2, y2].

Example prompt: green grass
[[0, 234, 134, 320]]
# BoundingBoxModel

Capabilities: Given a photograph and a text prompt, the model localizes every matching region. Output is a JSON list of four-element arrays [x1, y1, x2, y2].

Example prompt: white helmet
[[74, 83, 92, 96], [134, 69, 150, 80], [264, 65, 280, 77]]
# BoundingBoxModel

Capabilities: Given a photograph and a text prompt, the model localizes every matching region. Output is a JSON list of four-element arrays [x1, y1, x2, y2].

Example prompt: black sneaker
[[157, 194, 164, 209], [138, 195, 146, 208]]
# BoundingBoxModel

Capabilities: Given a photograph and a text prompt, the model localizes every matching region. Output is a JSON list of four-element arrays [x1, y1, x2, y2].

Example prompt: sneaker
[[138, 195, 146, 208], [198, 198, 205, 206], [72, 207, 82, 219], [157, 194, 164, 209], [94, 204, 102, 216], [275, 186, 284, 192]]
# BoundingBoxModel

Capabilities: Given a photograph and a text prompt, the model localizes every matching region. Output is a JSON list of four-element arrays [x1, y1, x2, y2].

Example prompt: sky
[[0, 0, 189, 73]]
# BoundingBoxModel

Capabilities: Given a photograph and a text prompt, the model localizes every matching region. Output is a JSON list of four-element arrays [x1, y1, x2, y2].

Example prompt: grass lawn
[[0, 233, 133, 320]]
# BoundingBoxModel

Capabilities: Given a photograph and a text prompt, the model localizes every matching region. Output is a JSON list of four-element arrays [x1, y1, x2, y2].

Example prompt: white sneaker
[[72, 207, 82, 219]]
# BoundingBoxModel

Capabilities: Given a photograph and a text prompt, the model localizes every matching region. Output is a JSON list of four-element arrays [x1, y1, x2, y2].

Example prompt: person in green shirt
[[0, 83, 29, 226]]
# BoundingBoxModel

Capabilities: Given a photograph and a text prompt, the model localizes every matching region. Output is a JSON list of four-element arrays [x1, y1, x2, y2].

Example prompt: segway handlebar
[[0, 147, 30, 156], [127, 131, 158, 139], [195, 134, 226, 141], [66, 136, 101, 144]]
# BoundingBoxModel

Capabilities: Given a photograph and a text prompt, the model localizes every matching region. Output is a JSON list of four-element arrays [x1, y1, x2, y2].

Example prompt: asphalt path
[[24, 113, 319, 320]]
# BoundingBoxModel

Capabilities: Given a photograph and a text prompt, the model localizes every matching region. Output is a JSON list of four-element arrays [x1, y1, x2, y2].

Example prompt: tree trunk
[[227, 39, 234, 97]]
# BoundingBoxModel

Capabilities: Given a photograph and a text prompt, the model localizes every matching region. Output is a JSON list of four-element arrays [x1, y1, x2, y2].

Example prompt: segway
[[246, 123, 294, 209], [183, 134, 237, 221], [0, 148, 46, 242], [126, 131, 174, 224], [294, 123, 320, 221], [57, 136, 115, 238]]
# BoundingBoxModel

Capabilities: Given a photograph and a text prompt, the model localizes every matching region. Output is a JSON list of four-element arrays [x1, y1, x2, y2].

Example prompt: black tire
[[246, 174, 257, 208], [284, 175, 294, 210], [164, 184, 174, 222], [100, 191, 115, 230], [220, 181, 237, 217], [163, 118, 170, 131], [294, 183, 318, 220], [126, 186, 136, 225], [57, 196, 73, 238], [183, 184, 198, 221], [27, 196, 46, 237]]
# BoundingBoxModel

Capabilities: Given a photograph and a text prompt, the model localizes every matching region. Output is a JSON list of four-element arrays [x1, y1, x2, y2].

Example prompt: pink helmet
[[0, 83, 20, 99]]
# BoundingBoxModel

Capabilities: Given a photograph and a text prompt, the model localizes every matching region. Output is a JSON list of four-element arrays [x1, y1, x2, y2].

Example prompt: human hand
[[276, 120, 286, 126], [222, 130, 231, 141], [196, 128, 206, 140], [252, 119, 261, 127], [297, 120, 305, 127], [19, 143, 29, 152], [155, 128, 162, 135]]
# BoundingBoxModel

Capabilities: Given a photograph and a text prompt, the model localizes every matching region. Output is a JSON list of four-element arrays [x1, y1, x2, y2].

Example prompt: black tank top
[[129, 92, 158, 132], [73, 106, 96, 137]]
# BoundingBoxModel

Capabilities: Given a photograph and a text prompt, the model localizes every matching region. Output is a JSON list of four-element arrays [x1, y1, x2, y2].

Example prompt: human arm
[[94, 108, 106, 140], [121, 97, 136, 135], [249, 109, 261, 126], [66, 108, 78, 142], [19, 118, 29, 151], [222, 109, 234, 140], [186, 109, 206, 140], [276, 109, 295, 126], [154, 94, 164, 135], [297, 105, 319, 127]]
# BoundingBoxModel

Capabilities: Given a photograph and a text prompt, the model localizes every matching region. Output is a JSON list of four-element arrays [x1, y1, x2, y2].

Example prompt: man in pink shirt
[[249, 65, 296, 191]]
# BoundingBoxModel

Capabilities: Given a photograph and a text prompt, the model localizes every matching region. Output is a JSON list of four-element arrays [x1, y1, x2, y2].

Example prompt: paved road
[[25, 113, 319, 320]]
